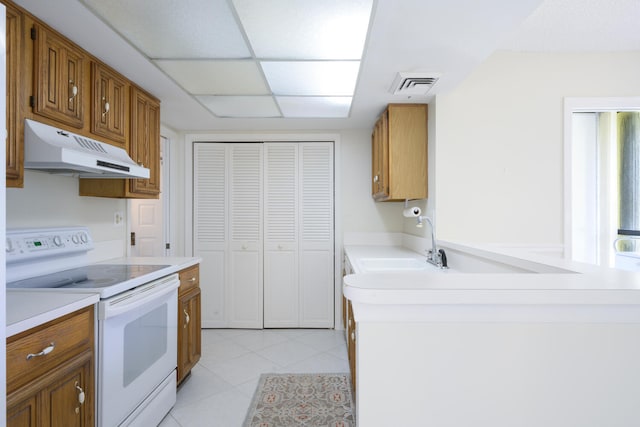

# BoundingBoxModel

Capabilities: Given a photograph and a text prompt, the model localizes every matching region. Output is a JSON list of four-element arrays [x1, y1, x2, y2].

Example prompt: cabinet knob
[[188, 277, 197, 282], [68, 80, 78, 101], [102, 97, 110, 117], [373, 175, 379, 183], [184, 309, 190, 327], [26, 342, 55, 360], [75, 382, 85, 405]]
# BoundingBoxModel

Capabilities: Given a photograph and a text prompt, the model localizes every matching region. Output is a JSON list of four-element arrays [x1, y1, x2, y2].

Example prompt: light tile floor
[[159, 328, 350, 427]]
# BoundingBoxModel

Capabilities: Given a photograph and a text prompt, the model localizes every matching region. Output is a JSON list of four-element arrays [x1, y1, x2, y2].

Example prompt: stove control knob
[[53, 235, 63, 247], [6, 238, 13, 253], [72, 234, 80, 244], [80, 233, 88, 244]]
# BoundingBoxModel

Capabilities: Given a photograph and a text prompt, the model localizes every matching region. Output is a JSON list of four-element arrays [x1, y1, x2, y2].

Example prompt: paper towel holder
[[403, 199, 422, 218]]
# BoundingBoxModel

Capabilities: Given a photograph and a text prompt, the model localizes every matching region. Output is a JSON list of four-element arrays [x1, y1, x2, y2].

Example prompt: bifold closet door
[[299, 143, 334, 327], [263, 142, 334, 328], [194, 143, 263, 328], [228, 144, 263, 328], [194, 143, 227, 328], [264, 144, 299, 327]]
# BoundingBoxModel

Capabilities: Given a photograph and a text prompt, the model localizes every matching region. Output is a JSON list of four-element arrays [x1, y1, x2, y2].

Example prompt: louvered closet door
[[299, 143, 334, 327], [228, 144, 264, 328], [264, 144, 299, 327], [193, 143, 227, 328]]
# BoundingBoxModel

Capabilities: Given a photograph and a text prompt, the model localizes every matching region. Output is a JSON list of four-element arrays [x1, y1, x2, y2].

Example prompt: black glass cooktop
[[7, 264, 170, 290]]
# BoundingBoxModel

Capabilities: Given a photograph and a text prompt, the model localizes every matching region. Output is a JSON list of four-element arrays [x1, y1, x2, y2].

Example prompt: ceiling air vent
[[390, 72, 440, 96]]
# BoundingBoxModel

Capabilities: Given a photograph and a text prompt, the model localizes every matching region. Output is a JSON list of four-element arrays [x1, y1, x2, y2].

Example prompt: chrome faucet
[[417, 216, 448, 269]]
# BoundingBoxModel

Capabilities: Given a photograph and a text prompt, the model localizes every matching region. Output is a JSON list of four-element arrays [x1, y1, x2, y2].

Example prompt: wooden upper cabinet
[[6, 2, 24, 188], [372, 104, 428, 201], [91, 62, 128, 147], [129, 86, 160, 196], [32, 23, 84, 128], [79, 85, 161, 199]]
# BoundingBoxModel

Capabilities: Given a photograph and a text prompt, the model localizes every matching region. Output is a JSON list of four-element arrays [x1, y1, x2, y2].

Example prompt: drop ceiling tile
[[233, 0, 373, 59], [154, 60, 269, 94], [197, 96, 281, 118], [276, 97, 352, 118], [82, 0, 250, 58], [262, 61, 360, 96]]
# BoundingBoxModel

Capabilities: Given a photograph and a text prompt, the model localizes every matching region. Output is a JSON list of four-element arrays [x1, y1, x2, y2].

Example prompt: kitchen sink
[[357, 257, 430, 272]]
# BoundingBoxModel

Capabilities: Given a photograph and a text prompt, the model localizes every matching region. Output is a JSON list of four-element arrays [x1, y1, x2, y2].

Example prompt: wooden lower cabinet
[[177, 265, 201, 385], [6, 306, 95, 427], [347, 300, 356, 396]]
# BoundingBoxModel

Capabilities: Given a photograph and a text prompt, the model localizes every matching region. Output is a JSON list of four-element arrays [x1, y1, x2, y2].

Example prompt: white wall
[[340, 129, 403, 234], [435, 51, 640, 246], [6, 171, 128, 261]]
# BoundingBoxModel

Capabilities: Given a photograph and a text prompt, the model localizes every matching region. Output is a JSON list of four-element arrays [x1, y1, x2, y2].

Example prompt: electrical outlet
[[114, 211, 124, 226]]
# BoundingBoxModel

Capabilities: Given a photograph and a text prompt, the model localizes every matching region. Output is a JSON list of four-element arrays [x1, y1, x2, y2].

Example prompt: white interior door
[[130, 136, 169, 257]]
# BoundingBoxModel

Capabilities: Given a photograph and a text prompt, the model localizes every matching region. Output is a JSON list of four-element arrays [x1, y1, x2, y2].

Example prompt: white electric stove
[[6, 227, 179, 427]]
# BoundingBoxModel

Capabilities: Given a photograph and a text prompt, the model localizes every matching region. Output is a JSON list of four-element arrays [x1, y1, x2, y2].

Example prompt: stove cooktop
[[7, 264, 171, 298]]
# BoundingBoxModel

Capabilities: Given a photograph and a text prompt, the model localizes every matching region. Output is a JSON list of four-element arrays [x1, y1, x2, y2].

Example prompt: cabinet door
[[6, 4, 24, 188], [43, 351, 93, 427], [91, 62, 127, 147], [7, 350, 93, 427], [130, 86, 161, 196], [372, 110, 389, 200], [264, 144, 299, 327], [6, 395, 37, 427], [33, 24, 84, 128], [178, 287, 201, 384], [347, 301, 356, 395]]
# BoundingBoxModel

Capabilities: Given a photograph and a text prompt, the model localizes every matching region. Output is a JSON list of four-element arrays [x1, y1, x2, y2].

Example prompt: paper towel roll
[[403, 207, 421, 217]]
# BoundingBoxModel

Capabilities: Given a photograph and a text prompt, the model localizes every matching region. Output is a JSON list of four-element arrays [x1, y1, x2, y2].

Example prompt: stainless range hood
[[24, 119, 150, 179]]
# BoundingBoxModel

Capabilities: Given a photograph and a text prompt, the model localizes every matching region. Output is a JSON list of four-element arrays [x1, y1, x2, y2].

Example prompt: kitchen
[[3, 0, 640, 426]]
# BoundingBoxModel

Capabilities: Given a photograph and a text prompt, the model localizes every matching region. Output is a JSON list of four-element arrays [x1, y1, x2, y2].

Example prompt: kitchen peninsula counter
[[343, 241, 640, 427]]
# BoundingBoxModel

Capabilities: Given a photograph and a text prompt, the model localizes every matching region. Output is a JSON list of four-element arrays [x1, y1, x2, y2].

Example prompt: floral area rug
[[243, 373, 355, 427]]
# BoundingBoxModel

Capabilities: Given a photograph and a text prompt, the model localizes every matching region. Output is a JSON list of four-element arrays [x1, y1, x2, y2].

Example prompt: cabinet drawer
[[6, 306, 94, 393], [179, 264, 200, 294]]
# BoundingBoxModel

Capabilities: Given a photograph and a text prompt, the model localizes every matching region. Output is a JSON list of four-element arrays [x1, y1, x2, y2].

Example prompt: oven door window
[[123, 304, 168, 386]]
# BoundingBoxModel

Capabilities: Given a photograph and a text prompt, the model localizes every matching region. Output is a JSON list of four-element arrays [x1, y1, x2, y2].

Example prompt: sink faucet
[[417, 216, 448, 269]]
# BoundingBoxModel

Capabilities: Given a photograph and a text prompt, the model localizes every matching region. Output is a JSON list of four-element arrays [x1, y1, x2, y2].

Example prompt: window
[[570, 108, 640, 267]]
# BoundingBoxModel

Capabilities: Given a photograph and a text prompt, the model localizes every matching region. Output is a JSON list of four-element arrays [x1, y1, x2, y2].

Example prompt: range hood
[[24, 119, 150, 179]]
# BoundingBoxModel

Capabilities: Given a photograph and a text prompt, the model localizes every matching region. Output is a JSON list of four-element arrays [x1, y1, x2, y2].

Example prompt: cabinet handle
[[68, 80, 78, 101], [188, 277, 196, 282], [102, 97, 110, 117], [373, 175, 379, 183], [26, 342, 55, 360], [351, 332, 355, 341], [184, 309, 190, 327]]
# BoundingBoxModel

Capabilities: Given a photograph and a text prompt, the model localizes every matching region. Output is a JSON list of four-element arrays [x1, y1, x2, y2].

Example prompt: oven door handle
[[100, 274, 180, 320]]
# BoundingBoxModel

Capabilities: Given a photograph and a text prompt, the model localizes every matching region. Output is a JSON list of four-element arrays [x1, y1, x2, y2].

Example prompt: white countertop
[[6, 256, 201, 337], [100, 256, 201, 270], [6, 291, 100, 337], [343, 244, 640, 322]]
